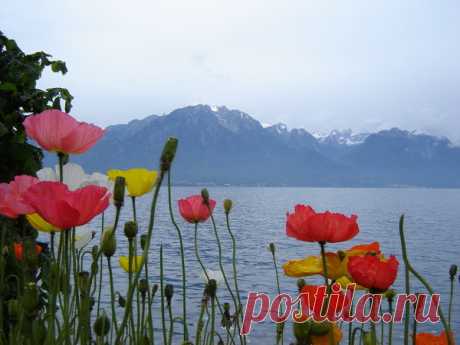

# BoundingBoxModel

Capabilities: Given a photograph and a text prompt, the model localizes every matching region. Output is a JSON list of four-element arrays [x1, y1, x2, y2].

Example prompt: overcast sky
[[2, 1, 460, 141]]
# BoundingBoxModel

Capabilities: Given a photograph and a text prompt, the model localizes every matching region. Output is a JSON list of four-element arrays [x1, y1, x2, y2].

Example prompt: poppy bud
[[152, 283, 159, 297], [140, 234, 147, 250], [293, 320, 311, 343], [22, 282, 39, 314], [201, 188, 210, 205], [32, 319, 47, 345], [268, 242, 276, 254], [124, 221, 138, 240], [449, 264, 458, 280], [118, 293, 126, 308], [165, 284, 174, 305], [78, 271, 90, 294], [91, 245, 99, 260], [297, 278, 306, 292], [205, 279, 217, 299], [7, 299, 20, 321], [113, 176, 126, 208], [160, 137, 178, 172], [139, 279, 149, 296], [223, 199, 233, 214], [101, 228, 116, 257], [93, 313, 111, 337]]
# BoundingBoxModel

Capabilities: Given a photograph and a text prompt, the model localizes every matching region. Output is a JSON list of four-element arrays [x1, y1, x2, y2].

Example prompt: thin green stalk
[[195, 299, 207, 345], [107, 257, 119, 334], [114, 172, 165, 344], [388, 299, 393, 345], [270, 245, 284, 345], [399, 215, 411, 345], [209, 296, 216, 345], [160, 245, 168, 345], [167, 171, 189, 341], [319, 241, 335, 345], [448, 277, 454, 327], [399, 215, 452, 345], [168, 301, 174, 345], [225, 213, 245, 345]]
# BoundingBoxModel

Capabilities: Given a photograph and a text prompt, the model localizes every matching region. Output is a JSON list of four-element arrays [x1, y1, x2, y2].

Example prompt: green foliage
[[0, 30, 73, 182]]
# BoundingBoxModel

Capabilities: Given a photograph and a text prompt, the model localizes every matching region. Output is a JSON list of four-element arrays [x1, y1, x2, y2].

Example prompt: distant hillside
[[44, 105, 460, 187]]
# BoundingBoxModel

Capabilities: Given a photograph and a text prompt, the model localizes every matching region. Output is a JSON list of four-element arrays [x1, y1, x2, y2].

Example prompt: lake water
[[92, 187, 460, 344]]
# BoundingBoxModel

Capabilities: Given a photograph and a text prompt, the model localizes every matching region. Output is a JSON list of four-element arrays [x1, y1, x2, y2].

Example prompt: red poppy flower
[[23, 181, 110, 229], [24, 109, 104, 154], [14, 243, 43, 261], [178, 195, 216, 223], [0, 175, 39, 218], [286, 205, 359, 243], [415, 331, 455, 345], [347, 254, 399, 292]]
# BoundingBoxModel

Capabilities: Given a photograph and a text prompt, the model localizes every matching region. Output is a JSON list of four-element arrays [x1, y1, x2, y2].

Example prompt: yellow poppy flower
[[26, 213, 61, 232], [311, 324, 342, 345], [283, 242, 381, 281], [107, 168, 158, 197], [119, 255, 144, 273]]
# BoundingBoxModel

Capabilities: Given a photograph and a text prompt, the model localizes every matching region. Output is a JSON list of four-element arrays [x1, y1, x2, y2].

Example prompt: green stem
[[168, 302, 174, 345], [319, 241, 335, 345], [167, 171, 189, 341], [107, 257, 119, 334], [399, 215, 452, 345], [209, 296, 216, 345], [195, 299, 207, 345], [448, 277, 454, 327], [160, 245, 168, 345], [388, 300, 393, 345], [270, 246, 284, 345]]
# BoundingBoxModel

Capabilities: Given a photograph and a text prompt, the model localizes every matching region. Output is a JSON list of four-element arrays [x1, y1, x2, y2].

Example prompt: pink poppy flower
[[0, 175, 39, 218], [23, 181, 110, 229], [24, 109, 104, 154], [178, 195, 216, 223]]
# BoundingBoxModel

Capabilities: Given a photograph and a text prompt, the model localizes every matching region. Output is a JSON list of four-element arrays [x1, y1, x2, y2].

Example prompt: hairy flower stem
[[160, 245, 168, 345], [319, 241, 336, 345], [270, 244, 284, 345], [167, 171, 189, 341], [399, 215, 453, 345], [194, 223, 237, 345], [114, 172, 164, 344], [225, 213, 246, 345]]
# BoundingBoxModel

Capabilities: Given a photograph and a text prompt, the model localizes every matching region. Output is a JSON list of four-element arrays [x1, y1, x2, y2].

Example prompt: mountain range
[[45, 105, 460, 187]]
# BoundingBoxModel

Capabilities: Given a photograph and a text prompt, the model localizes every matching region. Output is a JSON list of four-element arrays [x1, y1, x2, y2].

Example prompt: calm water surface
[[91, 187, 460, 344]]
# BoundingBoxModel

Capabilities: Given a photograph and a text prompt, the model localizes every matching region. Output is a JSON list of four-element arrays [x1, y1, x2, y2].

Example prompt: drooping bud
[[268, 242, 276, 255], [205, 279, 217, 299], [160, 137, 178, 172], [101, 227, 116, 257], [140, 234, 147, 251], [297, 278, 306, 292], [165, 284, 174, 305], [201, 188, 210, 206], [93, 313, 111, 337], [113, 176, 126, 208], [124, 221, 138, 240], [139, 279, 149, 297], [223, 199, 233, 215], [449, 264, 458, 280], [117, 293, 126, 308], [152, 284, 159, 297]]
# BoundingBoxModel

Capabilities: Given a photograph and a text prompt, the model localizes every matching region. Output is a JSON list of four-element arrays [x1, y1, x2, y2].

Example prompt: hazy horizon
[[2, 1, 460, 142]]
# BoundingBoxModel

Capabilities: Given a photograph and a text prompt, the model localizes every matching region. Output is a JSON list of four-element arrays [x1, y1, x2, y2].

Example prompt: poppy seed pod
[[165, 284, 174, 305], [449, 264, 458, 280], [101, 228, 116, 257], [205, 279, 217, 299], [124, 221, 138, 240], [139, 279, 149, 296], [160, 137, 178, 172], [93, 313, 111, 337], [201, 188, 210, 205], [113, 176, 126, 208], [223, 199, 233, 214]]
